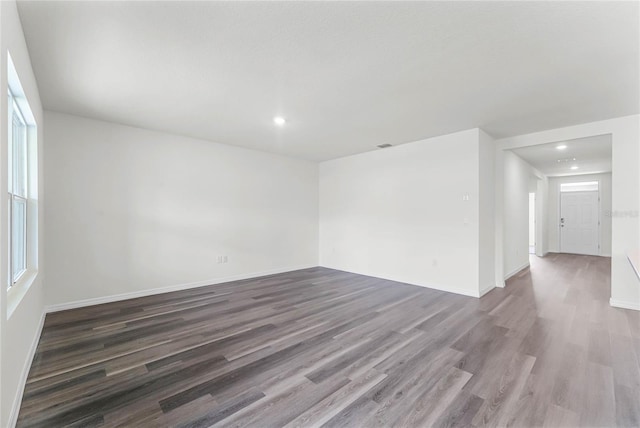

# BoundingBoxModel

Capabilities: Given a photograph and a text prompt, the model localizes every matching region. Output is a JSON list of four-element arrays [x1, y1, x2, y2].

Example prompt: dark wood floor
[[17, 254, 640, 427]]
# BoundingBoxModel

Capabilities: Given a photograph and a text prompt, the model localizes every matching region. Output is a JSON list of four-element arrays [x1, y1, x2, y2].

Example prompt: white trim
[[7, 270, 38, 318], [406, 281, 484, 298], [504, 261, 530, 281], [8, 310, 46, 428], [318, 265, 485, 298], [609, 298, 640, 311], [478, 284, 495, 297], [46, 264, 316, 313]]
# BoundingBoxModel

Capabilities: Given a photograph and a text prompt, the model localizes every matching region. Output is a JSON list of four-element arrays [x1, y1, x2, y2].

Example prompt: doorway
[[498, 132, 617, 305], [560, 181, 600, 256]]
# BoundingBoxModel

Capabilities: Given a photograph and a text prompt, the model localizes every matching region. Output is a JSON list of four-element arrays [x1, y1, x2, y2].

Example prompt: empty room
[[1, 1, 639, 427]]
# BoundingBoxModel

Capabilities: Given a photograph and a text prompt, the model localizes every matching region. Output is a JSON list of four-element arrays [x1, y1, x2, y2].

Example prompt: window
[[560, 181, 599, 192], [7, 52, 37, 294], [8, 90, 28, 285]]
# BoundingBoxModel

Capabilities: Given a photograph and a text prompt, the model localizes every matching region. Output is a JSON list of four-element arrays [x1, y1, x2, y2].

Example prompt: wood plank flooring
[[17, 254, 640, 427]]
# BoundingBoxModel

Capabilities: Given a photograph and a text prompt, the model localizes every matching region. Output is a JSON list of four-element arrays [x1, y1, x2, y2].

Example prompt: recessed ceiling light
[[571, 165, 579, 170], [273, 116, 286, 126], [556, 144, 567, 150], [557, 157, 576, 163]]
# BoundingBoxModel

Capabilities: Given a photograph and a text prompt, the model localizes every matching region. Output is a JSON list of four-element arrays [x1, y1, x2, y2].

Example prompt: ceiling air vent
[[377, 144, 393, 149]]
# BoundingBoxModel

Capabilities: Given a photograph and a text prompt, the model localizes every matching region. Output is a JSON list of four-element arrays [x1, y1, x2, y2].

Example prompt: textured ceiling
[[512, 135, 612, 177], [17, 1, 639, 161]]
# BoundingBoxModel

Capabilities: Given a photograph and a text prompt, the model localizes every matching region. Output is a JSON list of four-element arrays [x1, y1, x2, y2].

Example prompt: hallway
[[492, 253, 639, 426]]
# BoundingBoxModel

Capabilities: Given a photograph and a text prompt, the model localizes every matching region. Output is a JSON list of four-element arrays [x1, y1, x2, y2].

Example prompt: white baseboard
[[478, 284, 495, 297], [8, 310, 46, 428], [504, 261, 530, 281], [319, 265, 485, 298], [46, 264, 317, 313], [408, 281, 484, 298], [610, 298, 640, 311]]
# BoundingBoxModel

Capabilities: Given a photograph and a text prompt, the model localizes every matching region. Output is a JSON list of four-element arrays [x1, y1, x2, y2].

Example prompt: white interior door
[[560, 191, 599, 255]]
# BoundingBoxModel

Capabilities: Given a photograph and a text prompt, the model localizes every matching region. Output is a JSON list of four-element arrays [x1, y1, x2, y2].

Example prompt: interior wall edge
[[609, 298, 640, 311]]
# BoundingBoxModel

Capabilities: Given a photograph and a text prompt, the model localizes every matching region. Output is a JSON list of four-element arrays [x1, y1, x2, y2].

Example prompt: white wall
[[528, 193, 535, 247], [535, 177, 549, 257], [502, 151, 538, 278], [319, 128, 493, 297], [496, 115, 640, 311], [478, 129, 496, 294], [44, 112, 319, 307], [0, 0, 46, 426], [547, 173, 612, 256]]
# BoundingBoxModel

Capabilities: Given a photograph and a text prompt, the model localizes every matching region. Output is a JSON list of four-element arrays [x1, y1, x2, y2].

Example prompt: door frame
[[558, 179, 601, 256]]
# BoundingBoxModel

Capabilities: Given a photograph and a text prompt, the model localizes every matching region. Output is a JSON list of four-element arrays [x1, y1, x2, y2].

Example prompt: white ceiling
[[511, 134, 612, 177], [17, 1, 639, 161]]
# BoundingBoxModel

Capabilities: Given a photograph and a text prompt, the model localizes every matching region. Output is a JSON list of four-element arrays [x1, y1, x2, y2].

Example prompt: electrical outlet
[[223, 255, 228, 263]]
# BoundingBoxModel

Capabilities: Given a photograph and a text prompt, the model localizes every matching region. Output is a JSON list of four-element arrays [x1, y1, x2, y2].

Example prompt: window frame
[[6, 51, 39, 318], [8, 89, 29, 286]]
